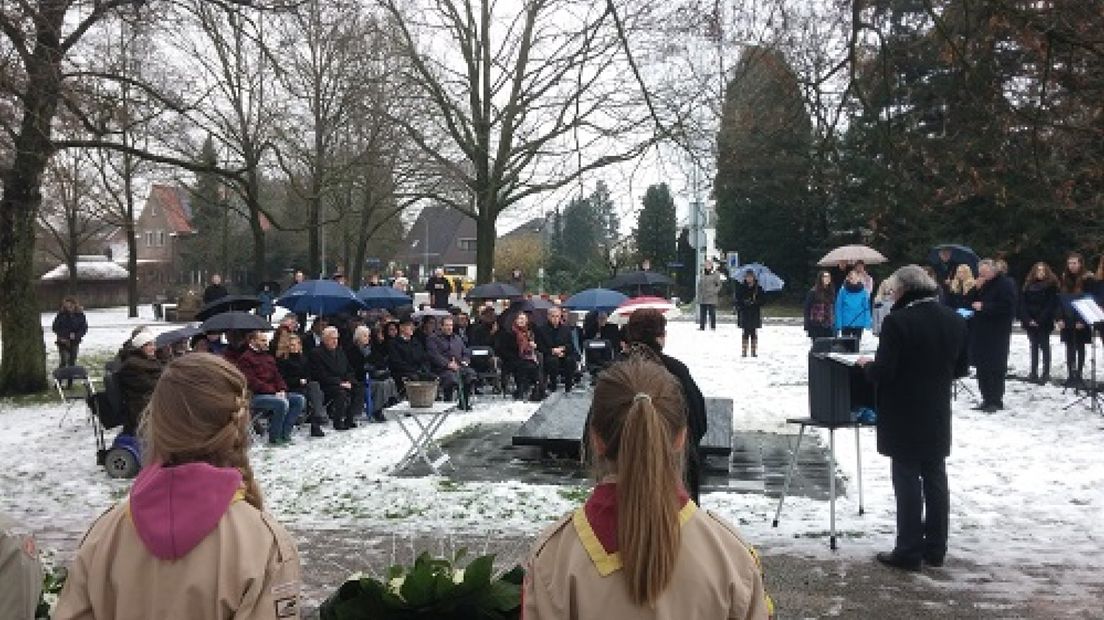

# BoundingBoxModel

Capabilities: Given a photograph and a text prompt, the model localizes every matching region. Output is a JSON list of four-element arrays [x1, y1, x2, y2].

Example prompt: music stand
[[1063, 297, 1104, 415]]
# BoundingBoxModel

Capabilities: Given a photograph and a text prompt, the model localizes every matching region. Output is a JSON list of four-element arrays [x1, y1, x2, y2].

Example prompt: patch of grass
[[556, 486, 589, 504], [0, 390, 61, 409], [763, 303, 803, 318]]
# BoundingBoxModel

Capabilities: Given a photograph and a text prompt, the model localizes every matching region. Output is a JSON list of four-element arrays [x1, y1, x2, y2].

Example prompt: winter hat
[[131, 330, 156, 348]]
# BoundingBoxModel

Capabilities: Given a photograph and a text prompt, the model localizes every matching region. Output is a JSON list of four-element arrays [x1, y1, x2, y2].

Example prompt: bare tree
[[376, 0, 666, 283], [37, 151, 112, 292]]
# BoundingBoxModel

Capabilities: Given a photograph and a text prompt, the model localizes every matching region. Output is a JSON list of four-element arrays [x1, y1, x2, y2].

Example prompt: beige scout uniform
[[523, 501, 772, 620], [53, 499, 300, 620], [0, 512, 43, 620]]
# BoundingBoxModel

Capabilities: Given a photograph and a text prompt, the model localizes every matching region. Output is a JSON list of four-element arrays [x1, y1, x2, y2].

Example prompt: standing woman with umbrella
[[734, 271, 765, 357], [835, 269, 872, 345]]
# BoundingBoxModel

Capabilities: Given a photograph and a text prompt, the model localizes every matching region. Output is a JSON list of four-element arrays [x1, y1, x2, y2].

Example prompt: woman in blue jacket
[[835, 269, 872, 345]]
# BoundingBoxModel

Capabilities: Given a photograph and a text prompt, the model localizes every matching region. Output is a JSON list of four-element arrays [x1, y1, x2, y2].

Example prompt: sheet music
[[1072, 298, 1104, 325], [825, 352, 864, 366]]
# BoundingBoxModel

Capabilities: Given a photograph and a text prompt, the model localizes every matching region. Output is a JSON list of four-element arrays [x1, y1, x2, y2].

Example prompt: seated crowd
[[114, 301, 626, 446]]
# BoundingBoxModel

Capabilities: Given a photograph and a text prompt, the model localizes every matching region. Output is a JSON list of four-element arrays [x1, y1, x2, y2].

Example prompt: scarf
[[514, 325, 535, 361]]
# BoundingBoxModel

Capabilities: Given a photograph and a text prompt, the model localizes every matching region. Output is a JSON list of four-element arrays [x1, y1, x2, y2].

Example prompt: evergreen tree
[[186, 136, 229, 276], [635, 183, 677, 268], [714, 46, 813, 290]]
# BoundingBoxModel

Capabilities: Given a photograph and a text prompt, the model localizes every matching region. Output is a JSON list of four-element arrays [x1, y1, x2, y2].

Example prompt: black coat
[[468, 321, 497, 348], [116, 350, 162, 423], [344, 343, 370, 383], [972, 275, 1016, 371], [426, 275, 453, 309], [660, 351, 707, 505], [389, 336, 429, 378], [733, 283, 764, 330], [277, 353, 312, 392], [535, 322, 577, 358], [1018, 282, 1058, 333], [202, 284, 229, 304], [863, 295, 968, 460], [309, 345, 352, 388], [52, 310, 88, 344]]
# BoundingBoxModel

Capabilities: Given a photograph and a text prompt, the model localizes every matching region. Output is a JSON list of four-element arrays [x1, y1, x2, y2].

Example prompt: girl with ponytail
[[56, 354, 302, 620], [523, 358, 771, 619]]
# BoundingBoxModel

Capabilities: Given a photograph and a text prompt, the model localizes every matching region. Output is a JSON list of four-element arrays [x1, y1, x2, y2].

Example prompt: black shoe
[[310, 424, 325, 438], [876, 552, 921, 572], [923, 554, 945, 568], [1039, 372, 1050, 384], [981, 404, 1000, 413], [333, 422, 349, 431], [1028, 372, 1038, 383], [345, 419, 358, 429]]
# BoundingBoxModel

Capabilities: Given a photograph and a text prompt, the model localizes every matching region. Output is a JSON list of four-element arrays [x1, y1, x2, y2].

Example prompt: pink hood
[[129, 462, 243, 560]]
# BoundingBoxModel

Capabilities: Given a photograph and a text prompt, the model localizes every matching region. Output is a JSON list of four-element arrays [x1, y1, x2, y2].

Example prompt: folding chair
[[469, 346, 504, 396], [583, 339, 614, 382], [54, 366, 95, 426]]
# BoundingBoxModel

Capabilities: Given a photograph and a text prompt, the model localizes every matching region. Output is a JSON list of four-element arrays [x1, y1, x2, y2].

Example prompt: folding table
[[771, 417, 872, 550], [385, 401, 457, 475]]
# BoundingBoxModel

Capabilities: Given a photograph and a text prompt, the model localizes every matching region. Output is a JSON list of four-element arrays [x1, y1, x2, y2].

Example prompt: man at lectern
[[857, 265, 968, 572]]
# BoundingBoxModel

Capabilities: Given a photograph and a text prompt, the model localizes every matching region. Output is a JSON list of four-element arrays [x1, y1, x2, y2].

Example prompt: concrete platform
[[511, 390, 733, 457]]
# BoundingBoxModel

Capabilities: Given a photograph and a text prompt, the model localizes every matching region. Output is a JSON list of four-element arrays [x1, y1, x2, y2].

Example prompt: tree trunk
[[0, 15, 64, 395], [247, 173, 267, 286], [475, 212, 496, 284], [123, 160, 138, 318]]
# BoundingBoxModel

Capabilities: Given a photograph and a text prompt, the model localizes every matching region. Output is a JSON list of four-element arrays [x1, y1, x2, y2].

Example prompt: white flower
[[452, 568, 465, 584], [388, 576, 406, 597]]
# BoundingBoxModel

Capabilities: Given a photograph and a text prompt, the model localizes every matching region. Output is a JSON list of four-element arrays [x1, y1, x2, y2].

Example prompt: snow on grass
[[4, 307, 1104, 609]]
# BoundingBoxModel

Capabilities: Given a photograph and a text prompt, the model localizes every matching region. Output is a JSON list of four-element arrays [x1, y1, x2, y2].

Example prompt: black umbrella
[[604, 270, 674, 296], [465, 282, 523, 301], [200, 311, 271, 333], [195, 295, 261, 321], [155, 325, 203, 348], [929, 244, 980, 272]]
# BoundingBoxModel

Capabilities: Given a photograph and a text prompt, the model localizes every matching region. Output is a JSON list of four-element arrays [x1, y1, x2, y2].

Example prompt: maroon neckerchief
[[583, 482, 690, 555]]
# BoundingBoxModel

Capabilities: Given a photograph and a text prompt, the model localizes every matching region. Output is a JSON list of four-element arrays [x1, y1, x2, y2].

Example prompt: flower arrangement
[[35, 561, 67, 619], [320, 549, 523, 620]]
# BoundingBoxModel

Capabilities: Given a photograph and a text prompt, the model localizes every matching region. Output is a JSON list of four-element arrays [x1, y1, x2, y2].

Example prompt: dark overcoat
[[1018, 282, 1058, 333], [863, 295, 968, 461], [733, 283, 764, 330], [972, 275, 1016, 371]]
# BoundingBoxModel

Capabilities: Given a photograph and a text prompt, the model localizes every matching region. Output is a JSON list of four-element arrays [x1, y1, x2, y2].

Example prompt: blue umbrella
[[732, 263, 785, 292], [276, 279, 366, 316], [564, 288, 629, 313], [357, 285, 413, 310]]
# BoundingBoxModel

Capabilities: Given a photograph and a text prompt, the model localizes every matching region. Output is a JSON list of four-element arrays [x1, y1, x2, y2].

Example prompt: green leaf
[[486, 580, 522, 612], [462, 554, 494, 589], [400, 559, 437, 607]]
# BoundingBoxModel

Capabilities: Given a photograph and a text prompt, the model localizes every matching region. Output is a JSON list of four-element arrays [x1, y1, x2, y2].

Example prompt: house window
[[158, 231, 166, 246], [145, 232, 154, 247], [457, 238, 477, 251]]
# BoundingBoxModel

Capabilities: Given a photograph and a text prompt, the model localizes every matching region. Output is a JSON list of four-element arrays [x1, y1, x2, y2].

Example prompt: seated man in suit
[[309, 326, 360, 430], [427, 316, 477, 410], [535, 306, 579, 393], [389, 316, 431, 396]]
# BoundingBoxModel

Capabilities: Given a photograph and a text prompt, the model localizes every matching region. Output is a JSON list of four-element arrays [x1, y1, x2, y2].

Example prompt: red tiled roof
[[149, 184, 194, 234]]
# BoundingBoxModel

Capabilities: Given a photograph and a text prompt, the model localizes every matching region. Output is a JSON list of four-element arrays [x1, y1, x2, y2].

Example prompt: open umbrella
[[155, 325, 203, 348], [357, 285, 414, 310], [195, 294, 261, 321], [731, 263, 785, 292], [563, 288, 629, 313], [817, 244, 888, 267], [609, 296, 680, 324], [604, 270, 674, 295], [412, 308, 451, 319], [928, 244, 979, 273], [200, 311, 271, 333], [465, 282, 523, 301], [276, 279, 366, 316]]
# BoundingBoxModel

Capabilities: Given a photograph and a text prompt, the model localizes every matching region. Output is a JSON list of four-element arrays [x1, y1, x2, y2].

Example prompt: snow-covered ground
[[3, 307, 1103, 610]]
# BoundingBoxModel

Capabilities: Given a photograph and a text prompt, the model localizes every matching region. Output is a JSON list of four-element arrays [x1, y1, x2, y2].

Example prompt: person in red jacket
[[235, 331, 305, 445]]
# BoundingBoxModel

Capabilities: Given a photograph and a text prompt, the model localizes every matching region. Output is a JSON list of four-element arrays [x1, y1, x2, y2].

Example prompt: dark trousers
[[1063, 335, 1086, 379], [976, 366, 1006, 406], [698, 304, 716, 330], [57, 342, 79, 387], [511, 360, 539, 398], [1025, 328, 1051, 377], [321, 384, 350, 425], [891, 458, 949, 563], [542, 353, 575, 390]]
